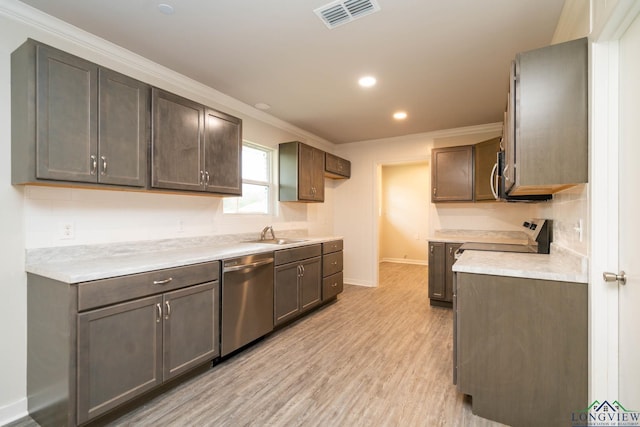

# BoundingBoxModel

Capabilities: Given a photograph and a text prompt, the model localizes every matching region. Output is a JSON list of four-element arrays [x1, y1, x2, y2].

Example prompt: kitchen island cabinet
[[12, 39, 149, 187], [455, 272, 587, 426], [28, 261, 219, 426]]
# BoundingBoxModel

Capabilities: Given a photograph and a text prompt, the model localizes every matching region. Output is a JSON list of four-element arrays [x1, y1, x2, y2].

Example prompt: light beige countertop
[[25, 233, 340, 284], [429, 229, 529, 245], [452, 243, 588, 283]]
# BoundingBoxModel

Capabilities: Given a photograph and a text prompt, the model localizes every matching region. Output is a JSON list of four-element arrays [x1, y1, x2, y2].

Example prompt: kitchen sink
[[245, 238, 308, 245]]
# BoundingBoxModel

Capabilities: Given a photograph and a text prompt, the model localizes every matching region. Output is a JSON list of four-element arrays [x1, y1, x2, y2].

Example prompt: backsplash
[[23, 185, 333, 249], [539, 184, 589, 256]]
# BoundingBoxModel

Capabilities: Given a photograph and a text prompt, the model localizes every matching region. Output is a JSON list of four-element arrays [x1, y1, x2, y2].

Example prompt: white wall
[[379, 163, 429, 264], [0, 2, 335, 422]]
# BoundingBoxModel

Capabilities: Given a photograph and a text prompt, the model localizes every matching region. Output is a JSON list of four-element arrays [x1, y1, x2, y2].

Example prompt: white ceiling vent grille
[[314, 0, 381, 29]]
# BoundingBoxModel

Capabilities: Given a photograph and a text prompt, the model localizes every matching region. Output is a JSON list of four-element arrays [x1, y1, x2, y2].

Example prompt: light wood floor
[[13, 263, 505, 427]]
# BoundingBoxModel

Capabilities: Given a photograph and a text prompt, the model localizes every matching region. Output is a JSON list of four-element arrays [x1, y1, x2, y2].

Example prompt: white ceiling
[[18, 0, 566, 144]]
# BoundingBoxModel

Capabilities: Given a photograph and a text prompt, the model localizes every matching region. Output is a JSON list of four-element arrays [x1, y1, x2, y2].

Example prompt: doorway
[[378, 162, 429, 268]]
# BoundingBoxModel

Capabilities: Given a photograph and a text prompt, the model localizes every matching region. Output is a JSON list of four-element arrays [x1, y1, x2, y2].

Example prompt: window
[[223, 142, 273, 214]]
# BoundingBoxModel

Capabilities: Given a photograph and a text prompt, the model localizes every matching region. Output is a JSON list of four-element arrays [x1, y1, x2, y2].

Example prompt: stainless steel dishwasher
[[221, 252, 274, 356]]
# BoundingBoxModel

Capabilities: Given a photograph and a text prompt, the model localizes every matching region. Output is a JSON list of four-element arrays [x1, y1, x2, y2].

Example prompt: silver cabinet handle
[[449, 247, 454, 255], [156, 303, 162, 323], [433, 188, 437, 196], [205, 171, 210, 186], [332, 282, 338, 288], [200, 171, 205, 185], [297, 265, 301, 277], [164, 301, 171, 320], [301, 264, 305, 275], [430, 245, 433, 254], [100, 156, 107, 176], [603, 271, 627, 285], [332, 261, 338, 265], [90, 155, 97, 175], [153, 277, 173, 285]]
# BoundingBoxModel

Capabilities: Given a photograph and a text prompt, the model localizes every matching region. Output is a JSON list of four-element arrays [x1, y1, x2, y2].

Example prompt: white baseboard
[[0, 397, 28, 426], [380, 258, 428, 266], [343, 278, 375, 287]]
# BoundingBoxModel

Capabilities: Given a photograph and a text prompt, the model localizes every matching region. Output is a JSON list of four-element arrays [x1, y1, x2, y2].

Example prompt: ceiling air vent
[[314, 0, 381, 29]]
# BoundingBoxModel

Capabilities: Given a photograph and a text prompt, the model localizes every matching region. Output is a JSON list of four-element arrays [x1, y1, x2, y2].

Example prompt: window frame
[[223, 141, 275, 215]]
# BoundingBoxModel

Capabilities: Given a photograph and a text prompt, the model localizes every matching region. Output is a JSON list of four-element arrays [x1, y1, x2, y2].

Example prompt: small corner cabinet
[[151, 88, 242, 195], [11, 39, 149, 188], [279, 141, 325, 202], [431, 145, 474, 203]]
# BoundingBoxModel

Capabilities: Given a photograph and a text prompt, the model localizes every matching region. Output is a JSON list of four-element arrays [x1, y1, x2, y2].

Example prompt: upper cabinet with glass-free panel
[[279, 141, 325, 202], [505, 37, 588, 196], [11, 39, 148, 187], [151, 88, 242, 195]]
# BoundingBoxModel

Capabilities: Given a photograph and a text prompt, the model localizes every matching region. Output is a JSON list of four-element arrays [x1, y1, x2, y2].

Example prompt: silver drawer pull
[[153, 277, 173, 285], [156, 303, 162, 323], [332, 282, 338, 288], [332, 261, 338, 265]]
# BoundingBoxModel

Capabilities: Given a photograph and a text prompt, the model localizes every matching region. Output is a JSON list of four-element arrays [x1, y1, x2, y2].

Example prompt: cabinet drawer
[[323, 251, 343, 277], [274, 244, 322, 266], [77, 261, 220, 311], [323, 272, 343, 300], [322, 239, 343, 254]]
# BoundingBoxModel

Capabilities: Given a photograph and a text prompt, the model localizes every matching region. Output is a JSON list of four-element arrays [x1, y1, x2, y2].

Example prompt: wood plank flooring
[[10, 263, 504, 427]]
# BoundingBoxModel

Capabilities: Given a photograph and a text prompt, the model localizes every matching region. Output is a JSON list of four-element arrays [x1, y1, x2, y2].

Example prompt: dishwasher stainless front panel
[[221, 252, 274, 357]]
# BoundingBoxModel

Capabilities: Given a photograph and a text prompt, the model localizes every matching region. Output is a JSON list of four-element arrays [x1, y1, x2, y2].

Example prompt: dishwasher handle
[[223, 257, 274, 273]]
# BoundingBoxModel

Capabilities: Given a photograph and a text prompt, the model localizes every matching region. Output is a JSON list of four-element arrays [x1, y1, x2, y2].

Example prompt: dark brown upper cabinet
[[151, 88, 241, 195], [324, 153, 351, 179], [11, 39, 149, 187], [504, 37, 588, 196], [279, 141, 325, 202], [474, 137, 501, 201], [431, 145, 474, 202]]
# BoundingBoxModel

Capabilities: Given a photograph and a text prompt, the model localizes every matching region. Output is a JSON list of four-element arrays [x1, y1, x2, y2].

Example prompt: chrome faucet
[[260, 225, 276, 241]]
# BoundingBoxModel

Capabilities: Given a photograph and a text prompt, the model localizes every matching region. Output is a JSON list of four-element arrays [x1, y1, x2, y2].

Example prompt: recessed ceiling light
[[254, 102, 271, 110], [393, 111, 408, 120], [358, 76, 377, 88], [157, 3, 175, 15]]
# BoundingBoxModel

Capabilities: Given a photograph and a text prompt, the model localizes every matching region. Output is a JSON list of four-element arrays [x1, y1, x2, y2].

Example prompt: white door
[[618, 11, 640, 408]]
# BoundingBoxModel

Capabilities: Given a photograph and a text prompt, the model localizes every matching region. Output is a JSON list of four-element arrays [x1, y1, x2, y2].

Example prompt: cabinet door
[[513, 37, 588, 194], [274, 263, 300, 325], [298, 143, 325, 202], [203, 108, 242, 195], [36, 44, 98, 182], [474, 137, 500, 201], [431, 145, 474, 202], [300, 257, 322, 312], [445, 243, 462, 301], [163, 282, 219, 381], [77, 295, 163, 424], [325, 152, 351, 178], [428, 242, 446, 300], [151, 89, 204, 191], [98, 69, 149, 187]]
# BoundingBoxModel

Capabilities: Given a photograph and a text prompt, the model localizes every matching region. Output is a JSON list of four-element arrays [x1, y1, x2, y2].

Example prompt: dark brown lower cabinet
[[428, 241, 461, 307], [28, 261, 219, 427], [274, 244, 323, 326], [455, 272, 587, 426], [322, 240, 344, 301]]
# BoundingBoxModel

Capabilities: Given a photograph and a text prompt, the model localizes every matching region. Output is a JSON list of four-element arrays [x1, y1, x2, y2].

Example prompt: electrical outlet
[[58, 222, 75, 240]]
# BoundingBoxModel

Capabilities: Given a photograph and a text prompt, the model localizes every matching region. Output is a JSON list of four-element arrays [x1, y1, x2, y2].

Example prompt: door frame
[[589, 0, 640, 402]]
